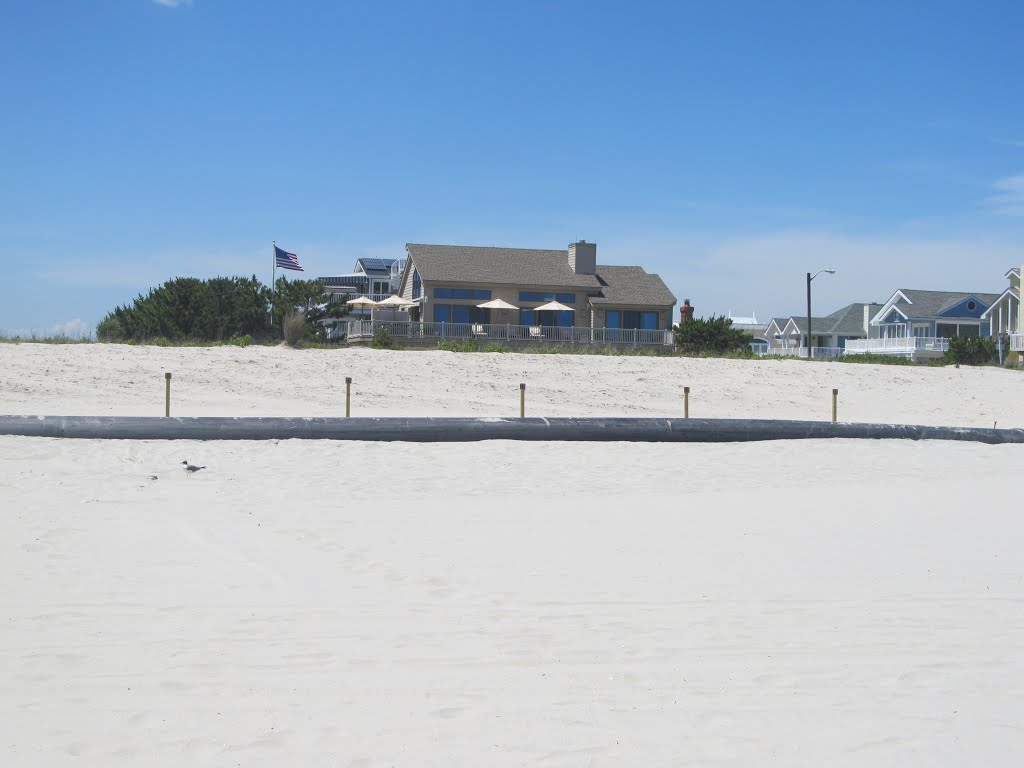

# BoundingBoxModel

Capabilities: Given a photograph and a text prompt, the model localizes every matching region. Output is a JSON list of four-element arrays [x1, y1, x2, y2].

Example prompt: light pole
[[806, 268, 836, 359]]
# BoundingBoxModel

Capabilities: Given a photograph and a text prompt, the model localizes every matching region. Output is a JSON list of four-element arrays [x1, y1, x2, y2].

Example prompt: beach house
[[762, 303, 882, 357], [980, 267, 1023, 364], [319, 257, 406, 305], [844, 289, 1000, 360], [344, 240, 677, 345]]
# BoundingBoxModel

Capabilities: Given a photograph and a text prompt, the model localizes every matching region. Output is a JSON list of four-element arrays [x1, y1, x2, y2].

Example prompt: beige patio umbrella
[[533, 300, 575, 313], [346, 295, 379, 308], [477, 298, 519, 311], [376, 294, 416, 307], [474, 296, 519, 328]]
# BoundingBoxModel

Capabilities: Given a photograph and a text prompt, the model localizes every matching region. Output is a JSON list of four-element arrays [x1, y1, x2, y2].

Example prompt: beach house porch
[[343, 319, 674, 346]]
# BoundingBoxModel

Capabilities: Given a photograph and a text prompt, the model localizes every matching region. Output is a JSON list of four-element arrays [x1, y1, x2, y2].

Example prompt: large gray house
[[395, 241, 676, 338]]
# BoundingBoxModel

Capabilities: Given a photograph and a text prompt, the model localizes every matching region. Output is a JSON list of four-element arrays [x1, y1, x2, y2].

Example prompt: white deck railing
[[844, 337, 949, 355], [343, 320, 673, 346], [327, 292, 395, 303], [1011, 334, 1024, 352]]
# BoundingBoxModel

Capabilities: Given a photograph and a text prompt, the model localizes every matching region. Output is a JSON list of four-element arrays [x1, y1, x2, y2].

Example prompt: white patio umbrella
[[533, 300, 575, 313]]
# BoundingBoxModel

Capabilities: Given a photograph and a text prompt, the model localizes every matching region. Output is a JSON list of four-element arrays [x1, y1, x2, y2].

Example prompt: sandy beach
[[2, 344, 1023, 766]]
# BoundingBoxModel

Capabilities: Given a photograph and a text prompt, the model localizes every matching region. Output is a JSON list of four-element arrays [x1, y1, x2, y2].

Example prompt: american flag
[[274, 245, 304, 271]]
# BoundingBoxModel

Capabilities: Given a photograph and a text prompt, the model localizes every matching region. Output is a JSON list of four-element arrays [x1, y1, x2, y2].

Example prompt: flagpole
[[271, 240, 276, 326]]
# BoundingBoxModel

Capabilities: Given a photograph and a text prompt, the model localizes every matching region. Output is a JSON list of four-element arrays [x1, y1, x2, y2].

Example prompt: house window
[[967, 300, 977, 311], [435, 304, 487, 324], [606, 311, 620, 329], [519, 291, 576, 304], [412, 270, 421, 299], [520, 309, 572, 327], [435, 288, 492, 300], [613, 311, 659, 330]]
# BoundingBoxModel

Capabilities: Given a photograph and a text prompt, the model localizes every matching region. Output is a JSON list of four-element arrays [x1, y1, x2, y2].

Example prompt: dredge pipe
[[0, 415, 1023, 444]]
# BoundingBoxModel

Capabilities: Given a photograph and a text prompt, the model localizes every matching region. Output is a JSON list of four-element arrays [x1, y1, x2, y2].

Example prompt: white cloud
[[152, 0, 192, 7], [986, 175, 1024, 217], [51, 318, 94, 339]]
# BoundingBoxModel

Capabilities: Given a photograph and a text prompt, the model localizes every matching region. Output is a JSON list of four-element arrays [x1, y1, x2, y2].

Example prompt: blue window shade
[[612, 311, 659, 330], [523, 310, 574, 327], [437, 304, 488, 324], [412, 270, 421, 299], [519, 291, 576, 304], [435, 287, 492, 300]]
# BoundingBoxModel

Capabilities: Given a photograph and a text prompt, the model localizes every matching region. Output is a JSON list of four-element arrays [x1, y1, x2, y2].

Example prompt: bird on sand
[[181, 460, 206, 475]]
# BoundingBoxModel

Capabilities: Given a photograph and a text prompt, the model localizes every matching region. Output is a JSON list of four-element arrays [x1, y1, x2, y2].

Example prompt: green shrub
[[370, 325, 397, 349], [674, 315, 749, 356], [944, 335, 997, 366], [282, 312, 308, 347], [833, 353, 918, 366]]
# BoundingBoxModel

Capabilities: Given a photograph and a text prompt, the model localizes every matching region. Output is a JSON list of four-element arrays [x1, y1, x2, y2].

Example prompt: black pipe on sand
[[1, 415, 1022, 444]]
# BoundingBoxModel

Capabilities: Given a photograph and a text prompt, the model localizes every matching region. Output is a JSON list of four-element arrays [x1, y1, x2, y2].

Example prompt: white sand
[[1, 344, 1023, 766]]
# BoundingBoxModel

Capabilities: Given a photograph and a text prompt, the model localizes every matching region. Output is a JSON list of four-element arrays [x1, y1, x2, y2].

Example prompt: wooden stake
[[164, 372, 172, 417], [832, 388, 838, 423], [684, 386, 690, 419], [520, 383, 526, 418], [345, 377, 352, 417]]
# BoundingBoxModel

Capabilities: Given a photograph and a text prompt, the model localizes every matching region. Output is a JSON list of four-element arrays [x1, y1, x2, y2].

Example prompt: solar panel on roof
[[358, 258, 396, 271]]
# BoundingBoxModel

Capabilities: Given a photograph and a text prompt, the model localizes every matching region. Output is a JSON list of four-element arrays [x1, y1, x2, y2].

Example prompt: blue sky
[[2, 0, 1023, 334]]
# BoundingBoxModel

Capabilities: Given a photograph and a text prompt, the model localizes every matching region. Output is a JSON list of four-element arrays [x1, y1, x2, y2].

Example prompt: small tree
[[272, 277, 349, 341], [674, 315, 749, 356], [944, 335, 997, 366]]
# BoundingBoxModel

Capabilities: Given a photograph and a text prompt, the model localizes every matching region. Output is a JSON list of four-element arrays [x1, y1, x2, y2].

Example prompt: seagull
[[181, 460, 206, 475]]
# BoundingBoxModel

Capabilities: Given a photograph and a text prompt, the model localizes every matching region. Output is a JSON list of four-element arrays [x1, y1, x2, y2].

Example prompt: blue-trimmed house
[[844, 288, 1000, 359]]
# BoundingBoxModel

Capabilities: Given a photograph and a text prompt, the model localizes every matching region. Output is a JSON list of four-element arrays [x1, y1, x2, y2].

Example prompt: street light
[[806, 268, 836, 359]]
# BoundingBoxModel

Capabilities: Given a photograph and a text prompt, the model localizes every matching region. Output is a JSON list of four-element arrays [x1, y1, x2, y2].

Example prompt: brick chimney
[[568, 240, 596, 275], [679, 299, 694, 324]]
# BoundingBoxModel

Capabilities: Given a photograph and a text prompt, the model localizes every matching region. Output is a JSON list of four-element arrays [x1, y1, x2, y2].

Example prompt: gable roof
[[826, 302, 883, 335], [980, 287, 1020, 319], [871, 289, 1001, 324], [404, 243, 675, 307]]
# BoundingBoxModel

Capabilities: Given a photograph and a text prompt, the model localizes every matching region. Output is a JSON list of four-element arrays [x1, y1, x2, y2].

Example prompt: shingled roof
[[405, 243, 676, 306], [590, 266, 676, 306], [406, 244, 601, 289], [884, 289, 1001, 318], [784, 302, 882, 335]]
